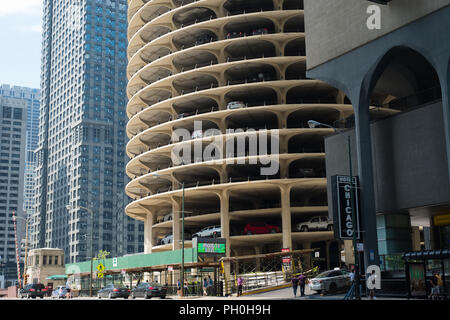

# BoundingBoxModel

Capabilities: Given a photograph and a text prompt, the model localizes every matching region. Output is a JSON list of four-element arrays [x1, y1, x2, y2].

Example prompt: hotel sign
[[331, 175, 361, 240]]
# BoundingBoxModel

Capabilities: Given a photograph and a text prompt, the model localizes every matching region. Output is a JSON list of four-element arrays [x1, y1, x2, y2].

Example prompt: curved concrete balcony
[[127, 10, 304, 77]]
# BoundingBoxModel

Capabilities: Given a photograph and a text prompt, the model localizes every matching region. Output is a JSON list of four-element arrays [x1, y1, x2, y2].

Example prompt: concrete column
[[172, 197, 181, 250], [351, 89, 380, 268], [438, 63, 450, 182], [326, 241, 331, 270], [220, 190, 230, 257], [343, 240, 355, 266], [279, 159, 289, 179], [255, 246, 262, 272], [411, 227, 421, 251], [144, 213, 156, 254], [303, 242, 312, 270], [280, 185, 292, 250]]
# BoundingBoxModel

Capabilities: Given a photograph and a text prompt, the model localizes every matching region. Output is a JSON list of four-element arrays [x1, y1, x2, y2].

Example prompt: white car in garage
[[296, 216, 333, 232]]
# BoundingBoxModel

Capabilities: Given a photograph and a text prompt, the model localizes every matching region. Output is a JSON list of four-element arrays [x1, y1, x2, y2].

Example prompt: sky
[[0, 0, 43, 89]]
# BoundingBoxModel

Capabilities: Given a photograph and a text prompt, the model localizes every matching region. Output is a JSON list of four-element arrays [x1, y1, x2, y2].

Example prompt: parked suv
[[19, 283, 45, 299], [296, 216, 333, 232], [192, 225, 221, 238], [244, 222, 280, 235]]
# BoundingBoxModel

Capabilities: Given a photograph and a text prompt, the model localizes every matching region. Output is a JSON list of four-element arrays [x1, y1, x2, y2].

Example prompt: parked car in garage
[[191, 129, 203, 139], [227, 101, 245, 110], [197, 34, 214, 45], [160, 234, 173, 245], [227, 31, 244, 39], [308, 269, 351, 294], [19, 283, 45, 299], [51, 286, 68, 299], [192, 225, 221, 238], [159, 232, 192, 245], [252, 28, 269, 35], [97, 283, 130, 299], [131, 282, 168, 299], [296, 216, 333, 232], [244, 222, 280, 235]]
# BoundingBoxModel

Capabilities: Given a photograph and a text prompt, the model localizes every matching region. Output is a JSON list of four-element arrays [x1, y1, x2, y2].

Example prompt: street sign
[[97, 263, 105, 272], [357, 243, 364, 252], [98, 272, 104, 279]]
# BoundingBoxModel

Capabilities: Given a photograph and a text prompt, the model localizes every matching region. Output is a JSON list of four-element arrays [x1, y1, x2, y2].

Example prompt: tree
[[95, 250, 110, 261]]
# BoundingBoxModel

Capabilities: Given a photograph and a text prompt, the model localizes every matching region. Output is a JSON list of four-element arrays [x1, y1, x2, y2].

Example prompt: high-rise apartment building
[[0, 85, 40, 217], [0, 95, 27, 287], [31, 0, 143, 264]]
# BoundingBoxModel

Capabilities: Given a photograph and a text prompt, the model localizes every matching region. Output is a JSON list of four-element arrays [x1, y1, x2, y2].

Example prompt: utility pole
[[12, 211, 22, 289], [181, 182, 185, 297], [347, 136, 361, 300]]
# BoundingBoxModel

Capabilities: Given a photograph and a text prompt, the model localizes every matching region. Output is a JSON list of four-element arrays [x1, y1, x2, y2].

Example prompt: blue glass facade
[[33, 0, 143, 264]]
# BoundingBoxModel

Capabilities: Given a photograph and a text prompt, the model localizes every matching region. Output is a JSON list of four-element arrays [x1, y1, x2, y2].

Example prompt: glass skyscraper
[[31, 0, 143, 264]]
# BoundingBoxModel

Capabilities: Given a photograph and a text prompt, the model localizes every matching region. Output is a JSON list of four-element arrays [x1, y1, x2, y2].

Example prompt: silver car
[[51, 286, 68, 299], [160, 234, 173, 245], [308, 269, 351, 294], [192, 225, 221, 238]]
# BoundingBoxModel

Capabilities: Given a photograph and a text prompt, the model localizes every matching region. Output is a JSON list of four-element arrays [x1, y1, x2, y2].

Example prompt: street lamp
[[307, 120, 361, 299], [150, 173, 185, 296], [66, 204, 94, 297]]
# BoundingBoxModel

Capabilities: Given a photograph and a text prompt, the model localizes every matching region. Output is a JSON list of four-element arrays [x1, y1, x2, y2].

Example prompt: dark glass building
[[31, 0, 143, 264]]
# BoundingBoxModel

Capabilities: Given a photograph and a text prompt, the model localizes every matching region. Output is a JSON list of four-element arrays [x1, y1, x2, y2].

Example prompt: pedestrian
[[207, 275, 213, 296], [237, 276, 244, 297], [367, 270, 377, 299], [203, 277, 208, 296], [177, 279, 182, 296], [291, 274, 299, 298], [65, 279, 72, 299], [298, 273, 306, 297], [184, 279, 189, 296], [349, 268, 355, 284], [436, 271, 443, 300], [429, 271, 439, 300]]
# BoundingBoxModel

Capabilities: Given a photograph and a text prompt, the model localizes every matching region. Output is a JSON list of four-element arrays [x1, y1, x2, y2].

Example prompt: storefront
[[433, 214, 450, 249], [403, 249, 450, 299]]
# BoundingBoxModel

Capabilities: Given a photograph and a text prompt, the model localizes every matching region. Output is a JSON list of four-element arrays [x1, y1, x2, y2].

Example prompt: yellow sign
[[97, 263, 105, 272], [98, 272, 104, 279], [434, 214, 450, 226]]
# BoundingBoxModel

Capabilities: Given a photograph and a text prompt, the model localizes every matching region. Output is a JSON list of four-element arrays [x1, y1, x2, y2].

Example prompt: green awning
[[46, 275, 68, 280]]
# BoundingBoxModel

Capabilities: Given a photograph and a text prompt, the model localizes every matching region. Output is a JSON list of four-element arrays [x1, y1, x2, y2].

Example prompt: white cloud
[[26, 24, 42, 33], [0, 0, 42, 16]]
